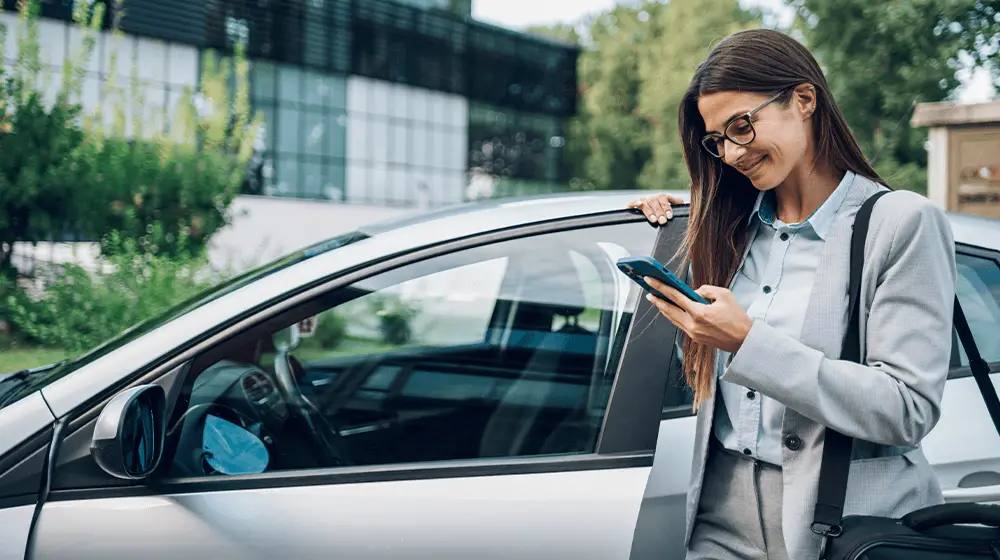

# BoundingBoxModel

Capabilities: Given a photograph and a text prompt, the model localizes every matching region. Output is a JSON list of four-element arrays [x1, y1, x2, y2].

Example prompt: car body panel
[[629, 416, 697, 560], [0, 504, 35, 560], [31, 467, 651, 560], [0, 391, 54, 457], [948, 211, 1000, 252], [922, 376, 1000, 489]]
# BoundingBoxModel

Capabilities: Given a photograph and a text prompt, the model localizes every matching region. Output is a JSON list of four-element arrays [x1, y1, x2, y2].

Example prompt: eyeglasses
[[700, 90, 788, 158]]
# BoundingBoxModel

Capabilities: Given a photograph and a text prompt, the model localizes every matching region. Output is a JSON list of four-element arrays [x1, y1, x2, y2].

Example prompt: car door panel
[[629, 416, 697, 560], [922, 247, 1000, 504], [31, 465, 652, 560], [922, 374, 1000, 493], [626, 216, 693, 560], [0, 504, 36, 560], [29, 215, 678, 559]]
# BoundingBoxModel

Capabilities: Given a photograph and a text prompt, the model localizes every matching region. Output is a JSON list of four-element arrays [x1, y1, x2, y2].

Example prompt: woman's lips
[[740, 155, 767, 174]]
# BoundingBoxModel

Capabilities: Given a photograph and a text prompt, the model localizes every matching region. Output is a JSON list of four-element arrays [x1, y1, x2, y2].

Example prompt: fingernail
[[645, 293, 654, 302], [667, 209, 673, 219]]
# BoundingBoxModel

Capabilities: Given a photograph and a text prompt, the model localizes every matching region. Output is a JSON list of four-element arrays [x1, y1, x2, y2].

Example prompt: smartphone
[[616, 256, 710, 306]]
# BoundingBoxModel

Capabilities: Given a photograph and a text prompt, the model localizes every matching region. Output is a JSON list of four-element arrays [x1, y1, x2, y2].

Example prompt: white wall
[[0, 13, 199, 135], [346, 76, 468, 207], [208, 196, 411, 272], [13, 196, 412, 279]]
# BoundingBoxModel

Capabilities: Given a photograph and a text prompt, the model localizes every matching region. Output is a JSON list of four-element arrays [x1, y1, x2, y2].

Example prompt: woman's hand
[[643, 278, 753, 354], [627, 193, 685, 224]]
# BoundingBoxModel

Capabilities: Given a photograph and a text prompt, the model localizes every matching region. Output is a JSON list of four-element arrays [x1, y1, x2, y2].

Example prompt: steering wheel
[[272, 351, 353, 466]]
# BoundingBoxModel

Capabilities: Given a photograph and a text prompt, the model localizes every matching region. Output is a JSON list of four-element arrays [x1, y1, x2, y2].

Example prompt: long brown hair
[[677, 29, 883, 410]]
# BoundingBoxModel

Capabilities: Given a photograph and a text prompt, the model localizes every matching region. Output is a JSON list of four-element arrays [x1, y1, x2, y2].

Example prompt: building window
[[247, 61, 348, 201], [468, 103, 564, 184], [344, 76, 467, 207]]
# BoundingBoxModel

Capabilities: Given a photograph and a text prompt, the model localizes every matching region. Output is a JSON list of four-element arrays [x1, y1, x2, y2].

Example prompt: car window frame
[[43, 207, 690, 500], [948, 242, 1000, 381]]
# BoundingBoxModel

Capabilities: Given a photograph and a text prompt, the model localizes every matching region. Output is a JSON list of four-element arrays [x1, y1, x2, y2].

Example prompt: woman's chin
[[747, 169, 781, 191], [749, 176, 777, 191]]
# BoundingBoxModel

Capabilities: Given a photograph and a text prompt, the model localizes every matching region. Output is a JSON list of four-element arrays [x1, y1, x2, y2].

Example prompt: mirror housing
[[90, 384, 167, 480]]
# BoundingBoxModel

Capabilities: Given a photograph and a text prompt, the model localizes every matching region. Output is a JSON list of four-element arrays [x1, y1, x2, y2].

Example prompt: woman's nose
[[722, 140, 747, 166]]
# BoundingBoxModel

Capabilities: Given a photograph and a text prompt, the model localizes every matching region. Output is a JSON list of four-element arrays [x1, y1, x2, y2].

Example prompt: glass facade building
[[15, 0, 578, 207]]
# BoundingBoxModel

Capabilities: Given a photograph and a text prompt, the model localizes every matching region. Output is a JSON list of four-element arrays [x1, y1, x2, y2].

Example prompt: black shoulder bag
[[817, 190, 1000, 559]]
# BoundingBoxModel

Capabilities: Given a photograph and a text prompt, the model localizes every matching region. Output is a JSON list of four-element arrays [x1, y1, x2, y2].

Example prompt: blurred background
[[0, 0, 997, 372]]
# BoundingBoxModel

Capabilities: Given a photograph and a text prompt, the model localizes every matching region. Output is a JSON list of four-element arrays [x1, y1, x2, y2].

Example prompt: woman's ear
[[793, 83, 817, 120]]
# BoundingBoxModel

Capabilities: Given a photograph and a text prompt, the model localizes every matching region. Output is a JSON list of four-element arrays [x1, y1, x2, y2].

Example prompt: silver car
[[1, 191, 999, 560]]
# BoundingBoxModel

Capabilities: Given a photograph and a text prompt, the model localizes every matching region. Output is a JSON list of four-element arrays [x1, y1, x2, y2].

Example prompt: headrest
[[513, 250, 589, 318]]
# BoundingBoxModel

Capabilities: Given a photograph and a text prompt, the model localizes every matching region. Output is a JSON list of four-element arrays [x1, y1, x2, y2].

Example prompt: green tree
[[0, 0, 260, 273], [529, 0, 761, 191], [635, 0, 760, 190], [0, 0, 95, 277], [787, 0, 999, 193]]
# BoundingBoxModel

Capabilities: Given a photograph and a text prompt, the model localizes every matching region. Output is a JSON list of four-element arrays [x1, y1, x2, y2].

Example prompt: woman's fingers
[[627, 193, 681, 224]]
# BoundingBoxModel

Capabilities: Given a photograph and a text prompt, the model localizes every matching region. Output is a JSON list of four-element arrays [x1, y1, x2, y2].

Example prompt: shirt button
[[783, 434, 802, 451], [746, 390, 756, 399], [780, 232, 790, 241], [762, 285, 772, 294], [742, 448, 752, 456]]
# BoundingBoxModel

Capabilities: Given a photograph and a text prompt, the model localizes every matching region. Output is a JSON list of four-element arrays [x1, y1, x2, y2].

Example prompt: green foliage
[[312, 311, 347, 350], [787, 0, 998, 188], [0, 0, 260, 350], [0, 0, 93, 276], [3, 233, 214, 351], [530, 0, 996, 194], [368, 295, 421, 346], [0, 0, 261, 272], [530, 0, 761, 191], [0, 86, 86, 274]]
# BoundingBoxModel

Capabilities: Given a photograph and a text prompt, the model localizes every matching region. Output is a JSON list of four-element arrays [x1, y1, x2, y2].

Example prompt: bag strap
[[811, 190, 1000, 538]]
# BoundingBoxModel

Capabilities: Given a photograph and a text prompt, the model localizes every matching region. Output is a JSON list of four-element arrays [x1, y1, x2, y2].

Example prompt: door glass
[[954, 253, 1000, 369], [166, 221, 657, 477]]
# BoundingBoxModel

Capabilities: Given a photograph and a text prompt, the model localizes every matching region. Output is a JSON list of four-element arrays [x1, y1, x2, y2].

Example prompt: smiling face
[[697, 85, 816, 191]]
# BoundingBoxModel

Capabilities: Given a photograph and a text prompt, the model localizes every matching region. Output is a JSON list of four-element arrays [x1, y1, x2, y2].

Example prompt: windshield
[[0, 231, 368, 411]]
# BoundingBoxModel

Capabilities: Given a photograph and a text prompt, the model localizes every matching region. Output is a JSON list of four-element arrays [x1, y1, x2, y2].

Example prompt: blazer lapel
[[796, 178, 874, 355]]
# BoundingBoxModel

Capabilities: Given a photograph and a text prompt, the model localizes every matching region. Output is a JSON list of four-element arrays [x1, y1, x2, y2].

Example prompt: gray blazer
[[683, 175, 958, 559]]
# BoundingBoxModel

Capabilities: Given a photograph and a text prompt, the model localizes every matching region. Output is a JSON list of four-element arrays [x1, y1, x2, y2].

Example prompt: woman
[[627, 29, 956, 559]]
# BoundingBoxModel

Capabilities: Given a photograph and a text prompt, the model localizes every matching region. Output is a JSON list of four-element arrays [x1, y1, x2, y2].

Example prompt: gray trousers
[[686, 440, 790, 560]]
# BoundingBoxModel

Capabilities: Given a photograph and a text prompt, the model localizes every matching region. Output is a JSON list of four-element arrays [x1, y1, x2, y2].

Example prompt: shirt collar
[[747, 170, 856, 240]]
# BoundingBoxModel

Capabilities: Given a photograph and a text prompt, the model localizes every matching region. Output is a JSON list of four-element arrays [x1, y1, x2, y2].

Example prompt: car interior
[[160, 230, 639, 477]]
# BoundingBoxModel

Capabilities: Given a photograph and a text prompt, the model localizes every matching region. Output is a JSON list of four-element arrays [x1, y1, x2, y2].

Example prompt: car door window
[[164, 221, 657, 477], [953, 252, 1000, 370]]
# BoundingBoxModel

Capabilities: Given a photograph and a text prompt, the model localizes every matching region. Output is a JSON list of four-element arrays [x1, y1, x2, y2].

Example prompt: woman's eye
[[730, 121, 752, 135]]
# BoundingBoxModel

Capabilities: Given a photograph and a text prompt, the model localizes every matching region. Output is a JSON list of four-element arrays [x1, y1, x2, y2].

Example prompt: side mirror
[[90, 384, 166, 480]]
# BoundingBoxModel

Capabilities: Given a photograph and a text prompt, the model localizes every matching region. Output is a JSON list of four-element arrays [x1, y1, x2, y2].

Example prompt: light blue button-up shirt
[[714, 171, 857, 465]]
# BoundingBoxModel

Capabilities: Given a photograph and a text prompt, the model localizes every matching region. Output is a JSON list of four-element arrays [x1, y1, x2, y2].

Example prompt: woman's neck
[[772, 162, 845, 224]]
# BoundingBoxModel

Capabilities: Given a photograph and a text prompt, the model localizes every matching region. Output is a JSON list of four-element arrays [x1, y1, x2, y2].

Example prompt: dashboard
[[167, 360, 293, 477]]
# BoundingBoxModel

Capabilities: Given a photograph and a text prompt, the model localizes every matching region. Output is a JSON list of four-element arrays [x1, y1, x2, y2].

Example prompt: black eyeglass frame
[[700, 90, 789, 158]]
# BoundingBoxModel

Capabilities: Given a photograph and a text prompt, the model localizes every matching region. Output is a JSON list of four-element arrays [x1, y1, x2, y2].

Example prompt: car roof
[[358, 189, 1000, 254], [358, 189, 691, 248], [946, 211, 1000, 252]]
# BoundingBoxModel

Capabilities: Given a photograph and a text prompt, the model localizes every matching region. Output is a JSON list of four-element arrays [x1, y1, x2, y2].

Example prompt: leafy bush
[[81, 50, 260, 259], [0, 0, 260, 350], [0, 0, 260, 274], [312, 311, 348, 350], [3, 233, 215, 351], [368, 296, 421, 346]]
